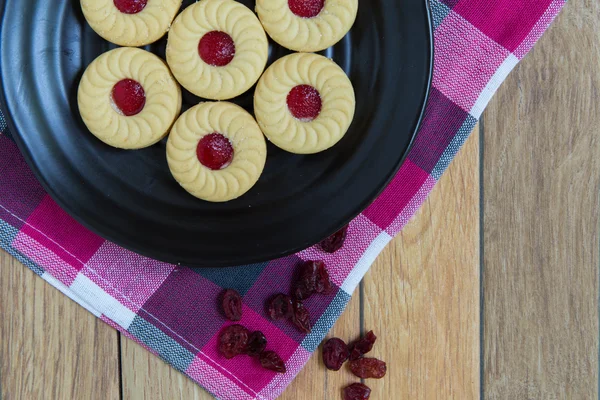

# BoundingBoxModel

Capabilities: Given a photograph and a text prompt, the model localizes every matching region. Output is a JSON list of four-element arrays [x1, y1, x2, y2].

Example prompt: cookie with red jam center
[[167, 102, 267, 202], [254, 53, 355, 154], [81, 0, 182, 46], [256, 0, 358, 52], [167, 0, 269, 100]]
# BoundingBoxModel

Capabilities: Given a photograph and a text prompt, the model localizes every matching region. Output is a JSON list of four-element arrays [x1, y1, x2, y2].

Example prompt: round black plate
[[0, 0, 432, 267]]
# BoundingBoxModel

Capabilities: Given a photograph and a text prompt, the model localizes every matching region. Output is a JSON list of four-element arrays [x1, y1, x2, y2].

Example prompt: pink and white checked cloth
[[0, 0, 565, 398]]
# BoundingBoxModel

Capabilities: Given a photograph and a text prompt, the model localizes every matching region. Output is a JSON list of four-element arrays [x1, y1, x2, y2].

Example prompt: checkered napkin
[[0, 1, 565, 398]]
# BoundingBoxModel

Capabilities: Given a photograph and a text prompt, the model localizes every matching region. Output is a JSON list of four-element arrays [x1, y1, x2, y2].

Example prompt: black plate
[[0, 0, 432, 267]]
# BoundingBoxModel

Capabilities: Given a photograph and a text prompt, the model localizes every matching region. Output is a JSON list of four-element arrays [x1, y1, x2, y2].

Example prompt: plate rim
[[0, 0, 434, 267]]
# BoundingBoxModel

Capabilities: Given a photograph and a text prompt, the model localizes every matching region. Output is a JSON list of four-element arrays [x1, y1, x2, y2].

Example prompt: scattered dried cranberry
[[343, 383, 371, 400], [267, 294, 294, 320], [291, 300, 312, 333], [218, 325, 249, 359], [245, 331, 267, 357], [348, 330, 377, 361], [320, 225, 349, 253], [293, 284, 312, 301], [294, 261, 332, 300], [314, 262, 333, 294], [260, 351, 286, 373], [221, 289, 243, 321], [322, 338, 349, 371], [349, 358, 387, 379]]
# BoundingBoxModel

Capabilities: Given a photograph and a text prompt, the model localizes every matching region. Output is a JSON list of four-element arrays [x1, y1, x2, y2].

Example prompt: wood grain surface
[[2, 1, 599, 399], [363, 128, 480, 399], [482, 0, 600, 398], [364, 129, 480, 400], [0, 250, 120, 400]]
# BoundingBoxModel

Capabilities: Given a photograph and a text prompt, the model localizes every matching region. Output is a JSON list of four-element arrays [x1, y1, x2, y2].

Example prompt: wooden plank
[[482, 1, 599, 398], [363, 129, 481, 399], [120, 288, 361, 399], [0, 249, 120, 400]]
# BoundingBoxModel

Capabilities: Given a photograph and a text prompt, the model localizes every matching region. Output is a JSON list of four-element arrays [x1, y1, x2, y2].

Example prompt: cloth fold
[[0, 0, 565, 398]]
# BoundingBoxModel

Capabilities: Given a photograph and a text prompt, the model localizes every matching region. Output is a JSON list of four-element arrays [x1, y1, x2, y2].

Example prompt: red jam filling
[[286, 85, 322, 121], [288, 0, 325, 18], [113, 0, 148, 14], [197, 133, 234, 170], [199, 31, 236, 67], [111, 79, 146, 117]]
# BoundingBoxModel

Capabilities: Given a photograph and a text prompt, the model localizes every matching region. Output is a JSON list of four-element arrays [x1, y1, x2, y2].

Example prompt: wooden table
[[1, 1, 598, 398]]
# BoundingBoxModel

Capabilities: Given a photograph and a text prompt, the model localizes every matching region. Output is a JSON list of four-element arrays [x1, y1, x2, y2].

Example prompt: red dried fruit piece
[[293, 283, 312, 301], [322, 338, 349, 371], [267, 294, 294, 320], [348, 330, 377, 361], [343, 383, 372, 400], [294, 260, 332, 300], [260, 351, 286, 373], [291, 300, 311, 333], [293, 263, 317, 300], [320, 225, 349, 253], [221, 289, 243, 321], [314, 262, 333, 294], [245, 331, 267, 357], [218, 325, 249, 359], [349, 358, 387, 379]]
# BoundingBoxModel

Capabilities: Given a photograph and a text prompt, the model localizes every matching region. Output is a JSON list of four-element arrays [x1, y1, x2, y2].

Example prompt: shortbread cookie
[[167, 102, 267, 202], [166, 0, 269, 100], [78, 47, 182, 149], [256, 0, 358, 52], [81, 0, 182, 47], [254, 53, 355, 154]]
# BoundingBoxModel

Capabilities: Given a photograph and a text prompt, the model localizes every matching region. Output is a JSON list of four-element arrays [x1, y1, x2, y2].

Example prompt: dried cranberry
[[245, 331, 267, 357], [291, 300, 311, 333], [349, 358, 387, 379], [320, 225, 349, 253], [322, 338, 349, 371], [348, 330, 377, 361], [260, 351, 286, 373], [221, 289, 243, 321], [293, 283, 312, 301], [218, 325, 249, 359], [294, 260, 332, 300], [314, 262, 332, 294], [343, 383, 371, 400], [267, 294, 294, 320]]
